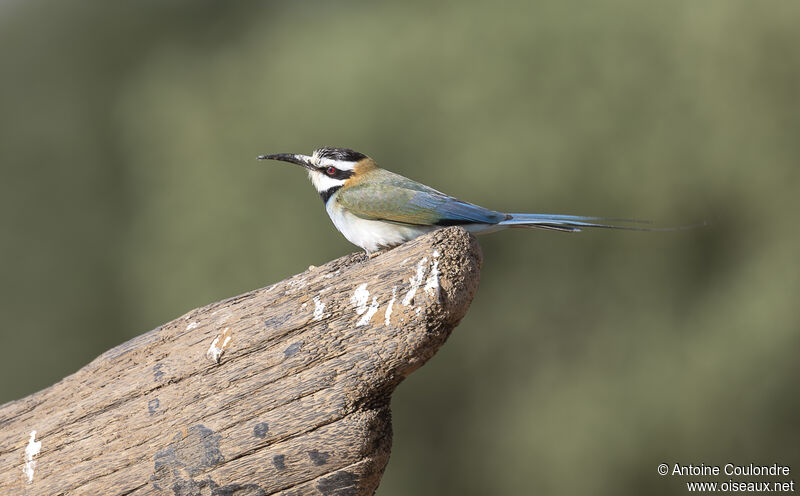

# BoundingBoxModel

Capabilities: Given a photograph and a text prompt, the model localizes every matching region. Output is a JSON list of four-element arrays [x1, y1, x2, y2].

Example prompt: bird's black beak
[[257, 153, 316, 171]]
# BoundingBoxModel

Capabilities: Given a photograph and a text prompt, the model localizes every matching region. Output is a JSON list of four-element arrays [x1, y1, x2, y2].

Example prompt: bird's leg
[[366, 246, 394, 259]]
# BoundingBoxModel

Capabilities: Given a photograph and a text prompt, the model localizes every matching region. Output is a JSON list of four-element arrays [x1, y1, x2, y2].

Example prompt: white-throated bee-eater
[[259, 147, 669, 254]]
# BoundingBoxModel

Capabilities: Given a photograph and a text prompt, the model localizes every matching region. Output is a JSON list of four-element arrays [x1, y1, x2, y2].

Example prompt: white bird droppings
[[313, 296, 326, 321], [207, 337, 221, 359], [424, 250, 440, 295], [402, 257, 428, 305], [351, 283, 370, 315], [23, 430, 41, 484], [385, 286, 397, 326], [206, 327, 232, 364], [351, 284, 379, 326], [357, 296, 380, 326]]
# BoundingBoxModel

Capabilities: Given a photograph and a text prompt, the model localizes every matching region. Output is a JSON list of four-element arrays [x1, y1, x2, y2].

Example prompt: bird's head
[[258, 147, 376, 200]]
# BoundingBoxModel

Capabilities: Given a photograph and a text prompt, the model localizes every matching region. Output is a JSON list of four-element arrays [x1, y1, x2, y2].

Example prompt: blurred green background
[[1, 0, 798, 494]]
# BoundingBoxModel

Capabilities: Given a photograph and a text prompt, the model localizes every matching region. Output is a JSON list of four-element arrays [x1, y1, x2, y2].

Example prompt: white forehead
[[311, 150, 358, 171]]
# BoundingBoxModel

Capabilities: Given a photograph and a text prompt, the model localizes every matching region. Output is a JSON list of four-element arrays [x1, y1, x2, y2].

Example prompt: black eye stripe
[[320, 167, 355, 180]]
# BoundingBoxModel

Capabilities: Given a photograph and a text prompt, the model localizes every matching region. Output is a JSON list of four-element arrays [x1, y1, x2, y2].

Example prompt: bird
[[258, 147, 669, 255]]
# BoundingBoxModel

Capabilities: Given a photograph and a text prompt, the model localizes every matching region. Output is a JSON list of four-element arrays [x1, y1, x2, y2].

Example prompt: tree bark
[[0, 227, 482, 495]]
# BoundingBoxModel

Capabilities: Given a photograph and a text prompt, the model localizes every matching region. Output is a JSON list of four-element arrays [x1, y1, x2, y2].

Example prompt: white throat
[[308, 171, 345, 193]]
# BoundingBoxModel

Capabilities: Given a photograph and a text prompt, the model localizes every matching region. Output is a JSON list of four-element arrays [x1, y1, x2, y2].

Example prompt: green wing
[[336, 169, 506, 226]]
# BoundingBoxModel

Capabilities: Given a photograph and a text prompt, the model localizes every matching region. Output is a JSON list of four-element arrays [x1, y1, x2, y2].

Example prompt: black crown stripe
[[315, 147, 367, 162]]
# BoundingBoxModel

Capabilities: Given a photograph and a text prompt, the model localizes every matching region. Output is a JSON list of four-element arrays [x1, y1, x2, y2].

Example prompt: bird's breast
[[325, 198, 434, 253]]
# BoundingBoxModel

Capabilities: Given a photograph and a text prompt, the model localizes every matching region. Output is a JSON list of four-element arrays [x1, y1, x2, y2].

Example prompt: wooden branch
[[0, 227, 482, 496]]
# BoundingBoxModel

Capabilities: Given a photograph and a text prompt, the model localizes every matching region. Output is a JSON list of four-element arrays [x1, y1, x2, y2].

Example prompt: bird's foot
[[365, 246, 395, 259]]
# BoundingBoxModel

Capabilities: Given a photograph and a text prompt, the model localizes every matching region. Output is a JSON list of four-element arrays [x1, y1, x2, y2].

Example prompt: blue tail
[[498, 213, 667, 232]]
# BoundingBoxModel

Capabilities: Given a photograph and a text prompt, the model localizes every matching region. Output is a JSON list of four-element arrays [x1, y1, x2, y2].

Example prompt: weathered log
[[0, 227, 482, 495]]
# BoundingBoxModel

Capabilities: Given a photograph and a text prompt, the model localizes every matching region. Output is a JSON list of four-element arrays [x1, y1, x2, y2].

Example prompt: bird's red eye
[[325, 166, 336, 175]]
